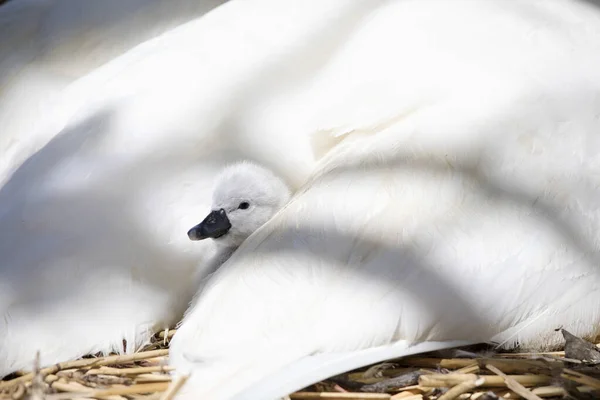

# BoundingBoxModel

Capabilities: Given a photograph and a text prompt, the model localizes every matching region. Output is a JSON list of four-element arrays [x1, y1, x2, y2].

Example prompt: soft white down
[[166, 0, 600, 399], [186, 161, 291, 276]]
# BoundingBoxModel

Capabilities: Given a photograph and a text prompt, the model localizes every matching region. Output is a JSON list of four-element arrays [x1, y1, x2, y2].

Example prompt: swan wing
[[169, 0, 600, 398]]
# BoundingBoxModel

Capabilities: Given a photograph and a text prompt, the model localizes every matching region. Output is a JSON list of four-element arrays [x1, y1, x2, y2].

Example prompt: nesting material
[[1, 331, 599, 400]]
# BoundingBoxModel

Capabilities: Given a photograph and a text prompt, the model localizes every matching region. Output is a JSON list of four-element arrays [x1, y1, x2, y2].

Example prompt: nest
[[1, 330, 599, 400]]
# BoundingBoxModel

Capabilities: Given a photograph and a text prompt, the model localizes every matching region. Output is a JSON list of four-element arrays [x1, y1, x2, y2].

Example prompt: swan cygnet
[[172, 162, 292, 370], [186, 161, 292, 271]]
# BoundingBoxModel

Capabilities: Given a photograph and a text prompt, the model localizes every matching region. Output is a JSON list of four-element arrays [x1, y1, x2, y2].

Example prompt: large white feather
[[0, 0, 225, 185]]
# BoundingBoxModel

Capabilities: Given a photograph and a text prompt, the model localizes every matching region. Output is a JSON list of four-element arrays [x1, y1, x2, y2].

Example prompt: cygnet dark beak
[[187, 209, 232, 241]]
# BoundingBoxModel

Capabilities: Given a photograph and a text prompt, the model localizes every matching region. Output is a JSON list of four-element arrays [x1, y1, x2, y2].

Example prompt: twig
[[85, 366, 174, 376], [398, 358, 551, 374], [10, 383, 26, 400], [44, 382, 170, 399], [438, 377, 484, 400], [290, 393, 392, 399], [157, 330, 176, 339], [485, 364, 543, 400], [133, 374, 173, 383], [530, 386, 567, 397], [561, 368, 600, 390], [419, 373, 550, 388], [362, 364, 397, 379], [360, 372, 421, 393], [0, 350, 168, 391], [453, 364, 479, 375], [390, 395, 422, 400]]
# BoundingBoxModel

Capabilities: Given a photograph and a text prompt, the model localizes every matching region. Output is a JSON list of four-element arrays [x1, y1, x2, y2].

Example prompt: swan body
[[165, 0, 600, 398]]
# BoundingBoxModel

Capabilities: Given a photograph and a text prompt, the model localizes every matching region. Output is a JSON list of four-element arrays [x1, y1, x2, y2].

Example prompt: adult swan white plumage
[[0, 0, 225, 185], [167, 0, 600, 399], [1, 0, 599, 393]]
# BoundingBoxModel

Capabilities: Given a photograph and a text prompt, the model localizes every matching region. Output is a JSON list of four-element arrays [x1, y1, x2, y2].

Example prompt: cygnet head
[[187, 161, 291, 248]]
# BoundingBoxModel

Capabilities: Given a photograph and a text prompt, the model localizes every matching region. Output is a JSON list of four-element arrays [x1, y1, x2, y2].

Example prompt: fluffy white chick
[[186, 161, 292, 274]]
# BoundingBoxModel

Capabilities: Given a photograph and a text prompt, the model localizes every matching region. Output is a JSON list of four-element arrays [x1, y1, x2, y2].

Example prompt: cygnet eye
[[238, 202, 250, 210]]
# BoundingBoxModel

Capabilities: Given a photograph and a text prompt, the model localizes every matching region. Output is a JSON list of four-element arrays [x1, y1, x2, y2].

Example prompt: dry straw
[[1, 330, 599, 400]]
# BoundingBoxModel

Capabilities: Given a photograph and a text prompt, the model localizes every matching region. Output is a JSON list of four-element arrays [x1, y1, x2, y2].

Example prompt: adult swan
[[1, 0, 599, 394], [167, 0, 600, 399]]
